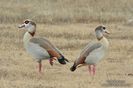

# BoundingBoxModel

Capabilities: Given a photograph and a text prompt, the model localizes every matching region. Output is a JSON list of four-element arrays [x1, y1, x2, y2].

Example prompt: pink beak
[[18, 24, 25, 28], [105, 30, 110, 34]]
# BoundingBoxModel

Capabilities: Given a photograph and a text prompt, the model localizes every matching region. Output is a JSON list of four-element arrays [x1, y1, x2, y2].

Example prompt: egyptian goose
[[18, 19, 69, 73], [70, 25, 109, 75]]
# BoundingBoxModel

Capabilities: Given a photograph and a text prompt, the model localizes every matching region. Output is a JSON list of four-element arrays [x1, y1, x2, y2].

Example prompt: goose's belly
[[25, 42, 50, 60], [85, 47, 105, 65]]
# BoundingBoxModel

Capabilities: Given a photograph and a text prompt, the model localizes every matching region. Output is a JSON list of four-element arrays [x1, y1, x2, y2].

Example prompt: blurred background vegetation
[[0, 0, 133, 24]]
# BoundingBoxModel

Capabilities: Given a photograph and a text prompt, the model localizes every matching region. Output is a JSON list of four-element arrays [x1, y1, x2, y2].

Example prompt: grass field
[[0, 0, 133, 23], [0, 0, 133, 88]]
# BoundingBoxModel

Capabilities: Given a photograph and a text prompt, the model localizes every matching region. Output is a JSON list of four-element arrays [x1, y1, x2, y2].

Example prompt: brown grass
[[0, 0, 133, 23], [0, 23, 133, 88], [0, 0, 133, 88]]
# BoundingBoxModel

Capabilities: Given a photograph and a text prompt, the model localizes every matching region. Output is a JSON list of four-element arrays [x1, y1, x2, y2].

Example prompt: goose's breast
[[85, 47, 105, 64], [25, 42, 50, 60]]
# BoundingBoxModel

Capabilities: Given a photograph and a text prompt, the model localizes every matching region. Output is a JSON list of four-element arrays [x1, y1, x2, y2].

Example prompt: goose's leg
[[88, 65, 92, 75], [92, 65, 96, 75], [88, 65, 96, 75], [49, 57, 57, 66], [38, 61, 42, 73]]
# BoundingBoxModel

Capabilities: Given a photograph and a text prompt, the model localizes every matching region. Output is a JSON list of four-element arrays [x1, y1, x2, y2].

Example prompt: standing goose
[[18, 19, 69, 73], [70, 25, 109, 75]]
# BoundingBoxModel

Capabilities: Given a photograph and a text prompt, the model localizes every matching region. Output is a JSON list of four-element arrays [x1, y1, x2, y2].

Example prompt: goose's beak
[[18, 24, 25, 28], [105, 30, 110, 34]]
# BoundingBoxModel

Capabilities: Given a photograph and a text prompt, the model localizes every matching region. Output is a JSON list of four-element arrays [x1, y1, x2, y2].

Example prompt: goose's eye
[[24, 20, 29, 24], [103, 27, 106, 30]]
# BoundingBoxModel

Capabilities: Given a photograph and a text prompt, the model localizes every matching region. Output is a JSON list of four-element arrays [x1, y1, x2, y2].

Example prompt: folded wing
[[30, 38, 69, 64]]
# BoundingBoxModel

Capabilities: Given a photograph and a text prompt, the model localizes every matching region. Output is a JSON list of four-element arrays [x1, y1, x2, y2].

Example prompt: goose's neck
[[99, 36, 109, 48], [23, 31, 35, 45]]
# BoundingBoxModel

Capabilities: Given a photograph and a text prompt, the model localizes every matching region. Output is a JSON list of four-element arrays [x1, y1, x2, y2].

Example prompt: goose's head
[[95, 25, 110, 40], [18, 19, 36, 34]]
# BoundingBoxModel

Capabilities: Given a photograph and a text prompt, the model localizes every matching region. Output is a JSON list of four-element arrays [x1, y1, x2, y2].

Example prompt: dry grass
[[0, 23, 133, 88], [0, 0, 133, 23], [0, 0, 133, 88]]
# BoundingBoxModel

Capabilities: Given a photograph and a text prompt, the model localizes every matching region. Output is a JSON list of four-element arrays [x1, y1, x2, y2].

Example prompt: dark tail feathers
[[70, 64, 76, 72], [58, 55, 69, 65]]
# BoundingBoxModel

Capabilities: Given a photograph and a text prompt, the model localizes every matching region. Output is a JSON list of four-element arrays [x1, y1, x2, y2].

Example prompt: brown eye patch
[[103, 27, 106, 30], [24, 20, 29, 24]]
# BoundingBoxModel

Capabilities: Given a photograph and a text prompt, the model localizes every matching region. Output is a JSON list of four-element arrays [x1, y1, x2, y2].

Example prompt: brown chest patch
[[29, 32, 35, 36], [97, 36, 103, 41]]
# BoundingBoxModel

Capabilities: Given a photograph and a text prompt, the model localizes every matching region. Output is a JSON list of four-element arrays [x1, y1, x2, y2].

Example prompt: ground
[[0, 0, 133, 88], [0, 23, 132, 88]]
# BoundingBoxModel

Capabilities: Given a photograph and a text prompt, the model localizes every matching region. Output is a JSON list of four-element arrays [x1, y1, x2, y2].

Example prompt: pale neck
[[99, 36, 109, 48], [28, 26, 36, 36], [96, 31, 103, 40], [23, 32, 34, 45]]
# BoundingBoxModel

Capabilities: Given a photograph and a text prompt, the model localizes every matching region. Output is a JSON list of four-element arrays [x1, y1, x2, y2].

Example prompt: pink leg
[[88, 65, 96, 76], [49, 58, 53, 66], [88, 65, 91, 75], [92, 65, 96, 75], [38, 62, 42, 73]]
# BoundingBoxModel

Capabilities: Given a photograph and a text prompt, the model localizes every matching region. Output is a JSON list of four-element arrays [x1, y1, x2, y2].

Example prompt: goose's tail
[[58, 55, 69, 64]]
